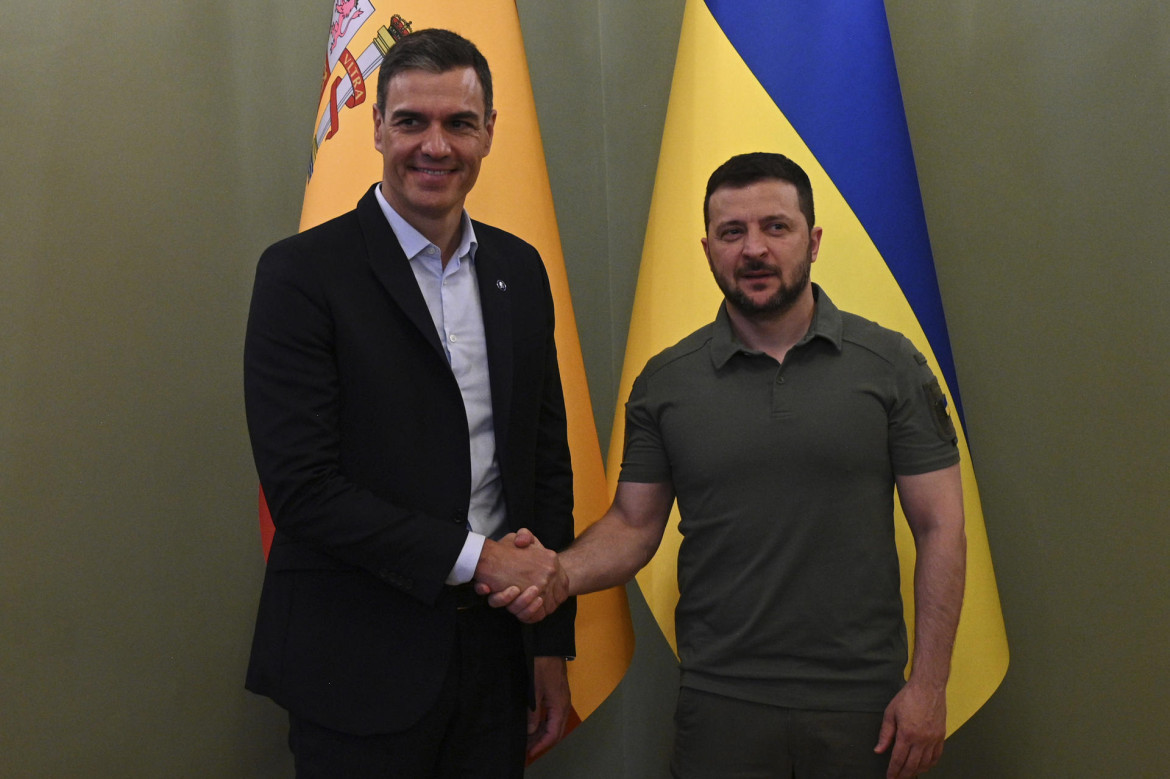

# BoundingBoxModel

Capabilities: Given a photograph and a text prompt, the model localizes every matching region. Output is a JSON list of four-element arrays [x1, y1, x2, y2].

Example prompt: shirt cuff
[[445, 531, 486, 585]]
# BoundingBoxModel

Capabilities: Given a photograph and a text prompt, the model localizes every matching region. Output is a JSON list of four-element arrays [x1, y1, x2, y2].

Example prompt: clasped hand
[[473, 529, 568, 623]]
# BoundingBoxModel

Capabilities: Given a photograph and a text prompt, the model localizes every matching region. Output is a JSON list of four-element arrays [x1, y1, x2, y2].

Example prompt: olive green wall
[[2, 1, 1166, 776], [882, 3, 1170, 775]]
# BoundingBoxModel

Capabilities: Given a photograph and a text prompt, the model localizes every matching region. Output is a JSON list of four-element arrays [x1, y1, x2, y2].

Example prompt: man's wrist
[[557, 548, 580, 597]]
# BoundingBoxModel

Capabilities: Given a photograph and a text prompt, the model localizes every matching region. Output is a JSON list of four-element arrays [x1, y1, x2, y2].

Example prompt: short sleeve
[[618, 370, 674, 484], [888, 337, 961, 476]]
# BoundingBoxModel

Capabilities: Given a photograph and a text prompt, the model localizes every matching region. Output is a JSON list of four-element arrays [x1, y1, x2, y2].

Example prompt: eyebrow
[[714, 219, 745, 229], [445, 111, 483, 125], [388, 108, 482, 125], [715, 214, 788, 226]]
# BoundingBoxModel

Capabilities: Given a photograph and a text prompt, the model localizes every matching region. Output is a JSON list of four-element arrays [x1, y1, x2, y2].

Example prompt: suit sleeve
[[528, 259, 577, 658], [244, 238, 467, 606]]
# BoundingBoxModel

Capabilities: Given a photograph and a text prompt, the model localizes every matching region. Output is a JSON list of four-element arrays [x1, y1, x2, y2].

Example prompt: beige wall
[[2, 1, 1166, 776]]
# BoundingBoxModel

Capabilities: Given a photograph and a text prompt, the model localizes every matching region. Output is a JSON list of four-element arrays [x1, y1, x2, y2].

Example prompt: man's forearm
[[559, 516, 657, 596], [907, 520, 966, 689], [896, 464, 966, 690], [480, 481, 674, 622], [560, 482, 673, 595]]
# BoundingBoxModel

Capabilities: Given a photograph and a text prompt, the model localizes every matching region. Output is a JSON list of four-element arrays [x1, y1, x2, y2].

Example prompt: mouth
[[410, 166, 456, 179], [737, 268, 776, 281], [735, 267, 780, 293]]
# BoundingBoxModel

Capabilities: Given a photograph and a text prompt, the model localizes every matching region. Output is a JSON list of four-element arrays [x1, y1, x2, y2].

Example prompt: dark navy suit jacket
[[243, 185, 575, 734]]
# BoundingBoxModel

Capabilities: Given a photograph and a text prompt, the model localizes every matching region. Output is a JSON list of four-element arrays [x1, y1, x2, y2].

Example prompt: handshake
[[472, 528, 571, 623]]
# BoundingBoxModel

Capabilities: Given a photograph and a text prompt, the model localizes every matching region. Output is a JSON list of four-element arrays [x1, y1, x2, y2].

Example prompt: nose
[[742, 226, 767, 258], [419, 124, 451, 158]]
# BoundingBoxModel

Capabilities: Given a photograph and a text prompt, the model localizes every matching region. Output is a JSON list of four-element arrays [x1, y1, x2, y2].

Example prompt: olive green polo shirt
[[620, 285, 959, 712]]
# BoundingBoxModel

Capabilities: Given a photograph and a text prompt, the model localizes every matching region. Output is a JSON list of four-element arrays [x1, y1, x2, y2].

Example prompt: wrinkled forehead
[[382, 66, 488, 116], [707, 180, 805, 223]]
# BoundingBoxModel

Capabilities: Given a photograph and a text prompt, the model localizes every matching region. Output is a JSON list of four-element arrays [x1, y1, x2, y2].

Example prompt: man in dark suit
[[243, 29, 575, 776]]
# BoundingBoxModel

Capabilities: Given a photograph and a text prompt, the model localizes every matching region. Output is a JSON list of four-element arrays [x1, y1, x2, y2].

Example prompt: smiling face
[[372, 66, 495, 237], [702, 179, 822, 320]]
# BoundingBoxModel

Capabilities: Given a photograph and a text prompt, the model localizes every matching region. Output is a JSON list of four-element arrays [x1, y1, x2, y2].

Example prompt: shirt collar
[[373, 184, 478, 264], [709, 283, 843, 368]]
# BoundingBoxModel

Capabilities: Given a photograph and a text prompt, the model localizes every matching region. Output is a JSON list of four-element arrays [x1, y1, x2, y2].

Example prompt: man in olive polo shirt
[[487, 152, 966, 778]]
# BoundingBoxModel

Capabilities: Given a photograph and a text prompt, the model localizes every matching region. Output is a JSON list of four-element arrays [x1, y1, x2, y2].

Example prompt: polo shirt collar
[[709, 283, 843, 368]]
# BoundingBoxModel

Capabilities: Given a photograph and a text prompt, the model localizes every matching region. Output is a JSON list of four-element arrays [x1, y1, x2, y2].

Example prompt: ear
[[701, 236, 713, 270], [372, 105, 384, 152], [808, 225, 823, 264], [482, 108, 497, 155]]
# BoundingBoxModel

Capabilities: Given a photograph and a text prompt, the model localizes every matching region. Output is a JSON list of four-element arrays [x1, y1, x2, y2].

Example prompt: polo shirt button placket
[[771, 370, 788, 417]]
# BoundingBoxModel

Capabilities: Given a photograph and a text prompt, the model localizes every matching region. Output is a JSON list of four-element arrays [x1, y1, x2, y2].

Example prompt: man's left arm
[[876, 463, 966, 779], [526, 258, 576, 757], [528, 655, 570, 759]]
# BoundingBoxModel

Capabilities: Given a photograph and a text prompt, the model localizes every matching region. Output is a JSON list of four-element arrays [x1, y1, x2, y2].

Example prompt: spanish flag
[[610, 0, 1008, 733], [259, 0, 633, 734]]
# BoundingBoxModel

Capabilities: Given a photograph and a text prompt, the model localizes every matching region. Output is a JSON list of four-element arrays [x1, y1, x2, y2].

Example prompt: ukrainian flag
[[610, 0, 1008, 733]]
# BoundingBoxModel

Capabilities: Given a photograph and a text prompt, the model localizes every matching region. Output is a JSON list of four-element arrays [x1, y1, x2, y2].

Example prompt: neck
[[381, 185, 465, 266], [725, 290, 815, 363], [429, 217, 464, 267]]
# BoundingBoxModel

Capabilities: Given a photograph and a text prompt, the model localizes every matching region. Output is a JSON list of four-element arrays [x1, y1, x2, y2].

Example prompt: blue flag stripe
[[705, 0, 964, 424]]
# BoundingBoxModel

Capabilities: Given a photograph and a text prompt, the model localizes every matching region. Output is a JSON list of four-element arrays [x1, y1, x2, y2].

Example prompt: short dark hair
[[703, 152, 815, 230], [375, 28, 493, 117]]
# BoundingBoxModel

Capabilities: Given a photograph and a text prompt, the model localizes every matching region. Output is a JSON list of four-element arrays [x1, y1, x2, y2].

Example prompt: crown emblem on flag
[[309, 5, 415, 180]]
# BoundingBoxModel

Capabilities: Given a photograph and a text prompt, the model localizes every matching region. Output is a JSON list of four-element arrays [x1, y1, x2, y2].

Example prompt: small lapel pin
[[496, 280, 507, 291]]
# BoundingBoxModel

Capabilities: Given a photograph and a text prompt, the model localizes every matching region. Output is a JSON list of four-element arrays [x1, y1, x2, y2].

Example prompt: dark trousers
[[671, 687, 889, 779], [288, 606, 527, 778]]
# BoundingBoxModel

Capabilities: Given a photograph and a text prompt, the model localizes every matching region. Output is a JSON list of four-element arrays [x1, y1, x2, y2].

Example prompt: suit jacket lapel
[[474, 238, 514, 451], [355, 186, 447, 361]]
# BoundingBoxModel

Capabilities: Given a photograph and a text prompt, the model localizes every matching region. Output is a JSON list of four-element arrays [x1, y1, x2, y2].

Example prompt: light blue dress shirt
[[374, 186, 505, 585]]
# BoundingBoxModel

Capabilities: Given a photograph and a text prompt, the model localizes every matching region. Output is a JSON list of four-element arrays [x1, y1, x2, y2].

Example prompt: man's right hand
[[473, 529, 568, 623]]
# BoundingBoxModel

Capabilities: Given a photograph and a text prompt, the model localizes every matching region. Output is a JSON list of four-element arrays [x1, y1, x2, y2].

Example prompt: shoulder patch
[[923, 377, 958, 444]]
